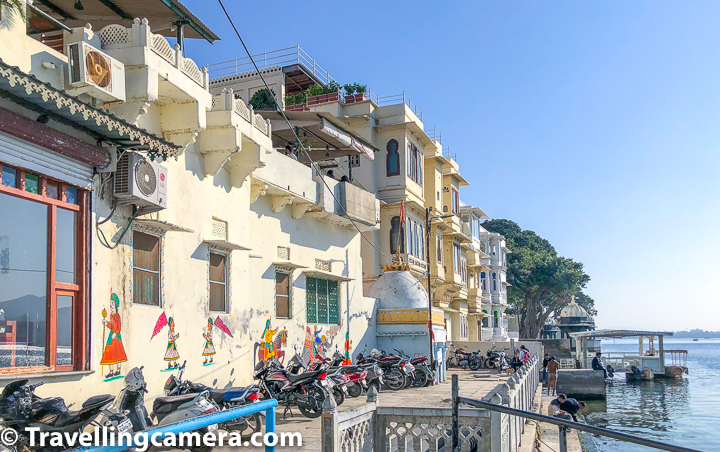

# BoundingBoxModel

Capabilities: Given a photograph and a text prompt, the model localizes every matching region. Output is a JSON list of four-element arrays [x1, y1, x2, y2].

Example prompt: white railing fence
[[208, 88, 271, 137]]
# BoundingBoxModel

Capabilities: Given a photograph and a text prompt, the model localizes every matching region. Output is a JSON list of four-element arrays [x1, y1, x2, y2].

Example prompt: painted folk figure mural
[[100, 293, 128, 381], [203, 317, 234, 365], [150, 312, 181, 370]]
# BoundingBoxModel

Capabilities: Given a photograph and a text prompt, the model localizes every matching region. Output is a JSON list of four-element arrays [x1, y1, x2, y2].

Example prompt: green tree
[[482, 219, 594, 338], [249, 88, 277, 111], [0, 0, 26, 29]]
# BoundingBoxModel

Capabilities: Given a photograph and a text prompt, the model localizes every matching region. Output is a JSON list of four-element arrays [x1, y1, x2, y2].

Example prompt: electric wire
[[216, 0, 394, 265]]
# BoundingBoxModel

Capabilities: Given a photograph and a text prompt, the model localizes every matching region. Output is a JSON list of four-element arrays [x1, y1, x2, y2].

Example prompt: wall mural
[[203, 316, 234, 365], [151, 312, 181, 371], [301, 325, 331, 363], [343, 331, 352, 365], [100, 292, 128, 381], [254, 319, 288, 365]]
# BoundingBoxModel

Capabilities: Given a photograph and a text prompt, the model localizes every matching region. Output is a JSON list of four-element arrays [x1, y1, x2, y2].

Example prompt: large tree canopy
[[482, 219, 595, 339]]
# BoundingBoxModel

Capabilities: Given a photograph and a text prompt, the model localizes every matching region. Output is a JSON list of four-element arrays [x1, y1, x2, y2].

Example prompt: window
[[451, 188, 459, 214], [460, 315, 468, 339], [306, 277, 339, 324], [453, 243, 461, 274], [405, 218, 425, 260], [0, 163, 87, 373], [209, 252, 228, 312], [386, 139, 400, 176], [390, 216, 405, 254], [461, 257, 467, 283], [406, 142, 422, 184], [492, 273, 497, 291], [350, 155, 361, 168], [275, 270, 291, 318], [481, 272, 487, 291], [436, 236, 443, 263], [133, 231, 160, 306]]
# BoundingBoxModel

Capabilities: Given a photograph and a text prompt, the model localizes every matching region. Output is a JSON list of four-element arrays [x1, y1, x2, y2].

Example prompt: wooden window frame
[[209, 251, 229, 313], [0, 164, 88, 375], [274, 269, 292, 319], [132, 230, 161, 307], [386, 139, 400, 177], [451, 188, 460, 214], [305, 276, 340, 325], [453, 243, 462, 274]]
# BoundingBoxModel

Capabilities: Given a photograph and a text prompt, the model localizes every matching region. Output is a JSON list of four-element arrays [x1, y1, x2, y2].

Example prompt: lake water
[[581, 338, 720, 452]]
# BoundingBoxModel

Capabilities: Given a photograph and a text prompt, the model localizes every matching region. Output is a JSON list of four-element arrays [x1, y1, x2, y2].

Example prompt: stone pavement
[[214, 368, 512, 451], [535, 393, 583, 452]]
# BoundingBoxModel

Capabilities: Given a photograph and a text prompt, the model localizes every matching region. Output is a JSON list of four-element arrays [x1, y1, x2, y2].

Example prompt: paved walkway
[[216, 368, 512, 451]]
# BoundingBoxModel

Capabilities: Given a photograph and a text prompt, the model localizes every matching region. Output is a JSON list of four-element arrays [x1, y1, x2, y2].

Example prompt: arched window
[[481, 271, 486, 290], [386, 139, 400, 176], [390, 216, 404, 254], [492, 273, 497, 291]]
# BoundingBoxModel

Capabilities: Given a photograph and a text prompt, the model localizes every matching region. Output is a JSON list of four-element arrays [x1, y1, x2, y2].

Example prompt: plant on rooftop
[[353, 83, 367, 94], [0, 0, 27, 29], [305, 84, 325, 97], [325, 81, 342, 94], [343, 84, 356, 96], [284, 93, 306, 107], [249, 88, 277, 111]]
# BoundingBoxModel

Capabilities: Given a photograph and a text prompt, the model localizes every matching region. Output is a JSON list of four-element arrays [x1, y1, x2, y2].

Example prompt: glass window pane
[[56, 295, 73, 366], [46, 180, 59, 199], [56, 208, 76, 284], [1, 166, 17, 188], [209, 282, 226, 312], [276, 272, 290, 318], [133, 269, 159, 306], [0, 192, 48, 368], [65, 186, 78, 205], [133, 232, 159, 271], [24, 173, 39, 194], [209, 253, 226, 283]]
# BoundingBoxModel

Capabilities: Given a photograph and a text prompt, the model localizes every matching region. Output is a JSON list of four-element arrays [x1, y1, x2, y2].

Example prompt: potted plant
[[284, 92, 308, 111], [306, 82, 341, 105], [344, 83, 367, 103]]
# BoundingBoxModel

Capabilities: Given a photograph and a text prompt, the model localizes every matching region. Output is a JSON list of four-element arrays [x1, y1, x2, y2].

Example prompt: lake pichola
[[581, 338, 719, 452]]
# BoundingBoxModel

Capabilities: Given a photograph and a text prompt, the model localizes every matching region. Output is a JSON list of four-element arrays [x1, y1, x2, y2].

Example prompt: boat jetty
[[557, 329, 689, 399]]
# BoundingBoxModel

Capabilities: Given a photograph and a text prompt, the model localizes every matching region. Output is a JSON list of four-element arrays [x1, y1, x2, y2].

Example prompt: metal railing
[[450, 374, 700, 452], [206, 45, 338, 86], [74, 399, 278, 452]]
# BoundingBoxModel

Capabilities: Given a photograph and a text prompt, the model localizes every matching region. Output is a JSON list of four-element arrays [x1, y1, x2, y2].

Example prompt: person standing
[[519, 345, 530, 364], [547, 355, 559, 395], [542, 353, 550, 385]]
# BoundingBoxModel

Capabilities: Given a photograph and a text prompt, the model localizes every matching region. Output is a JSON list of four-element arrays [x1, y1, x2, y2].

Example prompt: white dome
[[561, 301, 588, 318], [366, 271, 428, 309]]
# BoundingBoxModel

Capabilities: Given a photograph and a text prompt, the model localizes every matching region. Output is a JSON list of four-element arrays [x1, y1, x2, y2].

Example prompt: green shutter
[[328, 280, 339, 324], [306, 277, 317, 323], [317, 278, 328, 324]]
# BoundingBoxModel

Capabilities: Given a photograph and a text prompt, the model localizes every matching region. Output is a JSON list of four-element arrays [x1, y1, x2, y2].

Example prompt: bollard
[[265, 405, 277, 452], [366, 384, 378, 403], [559, 426, 568, 452]]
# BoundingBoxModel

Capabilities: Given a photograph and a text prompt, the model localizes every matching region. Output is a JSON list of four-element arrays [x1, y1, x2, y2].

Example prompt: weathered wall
[[556, 369, 606, 400]]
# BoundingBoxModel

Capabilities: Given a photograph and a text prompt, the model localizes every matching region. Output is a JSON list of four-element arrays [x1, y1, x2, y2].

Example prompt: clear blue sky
[[183, 1, 720, 331]]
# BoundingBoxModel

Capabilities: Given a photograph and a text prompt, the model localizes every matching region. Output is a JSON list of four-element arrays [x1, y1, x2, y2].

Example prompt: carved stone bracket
[[272, 194, 294, 213], [250, 182, 268, 203], [292, 202, 312, 220]]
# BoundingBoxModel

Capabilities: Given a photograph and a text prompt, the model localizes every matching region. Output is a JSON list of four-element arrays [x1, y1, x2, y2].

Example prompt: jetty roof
[[569, 329, 674, 338]]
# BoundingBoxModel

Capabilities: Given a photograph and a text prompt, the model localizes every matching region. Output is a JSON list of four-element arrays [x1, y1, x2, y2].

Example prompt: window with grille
[[350, 155, 361, 167], [209, 252, 228, 312], [133, 231, 160, 306], [306, 277, 339, 324], [406, 142, 422, 184], [275, 270, 291, 318]]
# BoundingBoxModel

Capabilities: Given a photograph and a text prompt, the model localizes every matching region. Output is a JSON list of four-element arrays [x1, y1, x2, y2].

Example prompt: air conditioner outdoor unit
[[66, 41, 126, 102], [114, 152, 167, 214]]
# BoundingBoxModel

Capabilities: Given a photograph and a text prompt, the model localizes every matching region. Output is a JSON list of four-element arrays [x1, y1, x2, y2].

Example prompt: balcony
[[308, 178, 379, 230], [250, 149, 318, 217]]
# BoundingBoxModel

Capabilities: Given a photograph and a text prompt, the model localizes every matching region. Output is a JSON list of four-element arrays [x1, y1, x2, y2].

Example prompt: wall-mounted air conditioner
[[66, 41, 126, 102], [114, 152, 167, 213]]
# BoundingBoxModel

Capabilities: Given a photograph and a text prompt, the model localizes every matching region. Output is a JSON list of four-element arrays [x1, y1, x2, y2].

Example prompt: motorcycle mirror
[[294, 344, 298, 351]]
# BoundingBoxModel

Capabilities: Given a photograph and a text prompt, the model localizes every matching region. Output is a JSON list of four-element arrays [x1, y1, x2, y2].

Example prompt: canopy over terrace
[[27, 0, 219, 42], [260, 111, 377, 163], [570, 329, 674, 375]]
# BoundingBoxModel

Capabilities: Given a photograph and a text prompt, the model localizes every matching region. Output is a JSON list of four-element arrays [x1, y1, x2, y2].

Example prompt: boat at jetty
[[569, 329, 689, 380]]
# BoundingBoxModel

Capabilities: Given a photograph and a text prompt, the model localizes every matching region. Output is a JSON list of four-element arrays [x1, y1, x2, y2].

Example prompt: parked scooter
[[394, 349, 436, 386], [109, 366, 219, 452], [0, 379, 131, 452], [253, 357, 328, 419], [164, 361, 263, 440]]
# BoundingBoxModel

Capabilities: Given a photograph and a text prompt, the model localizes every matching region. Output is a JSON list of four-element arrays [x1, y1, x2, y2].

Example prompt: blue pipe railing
[[72, 399, 278, 452]]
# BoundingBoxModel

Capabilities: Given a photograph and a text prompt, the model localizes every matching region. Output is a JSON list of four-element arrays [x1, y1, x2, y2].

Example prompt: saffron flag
[[151, 312, 168, 340], [400, 200, 406, 223], [214, 316, 233, 338]]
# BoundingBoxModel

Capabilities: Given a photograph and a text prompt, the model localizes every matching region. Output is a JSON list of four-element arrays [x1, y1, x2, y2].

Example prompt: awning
[[0, 60, 180, 159], [273, 261, 308, 270], [260, 111, 377, 162], [137, 219, 193, 233], [28, 0, 219, 42], [302, 270, 353, 282], [203, 239, 251, 251]]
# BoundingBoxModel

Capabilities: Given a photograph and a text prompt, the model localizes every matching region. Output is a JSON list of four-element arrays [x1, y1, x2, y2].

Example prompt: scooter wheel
[[333, 387, 345, 406], [222, 412, 262, 441], [347, 383, 363, 398]]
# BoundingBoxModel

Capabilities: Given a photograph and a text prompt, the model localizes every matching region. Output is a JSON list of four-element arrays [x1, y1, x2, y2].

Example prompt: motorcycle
[[0, 380, 131, 452], [447, 347, 484, 371], [286, 349, 348, 406], [164, 361, 263, 440], [356, 349, 410, 391], [395, 349, 436, 386], [109, 366, 219, 452], [485, 347, 510, 372], [253, 358, 328, 419]]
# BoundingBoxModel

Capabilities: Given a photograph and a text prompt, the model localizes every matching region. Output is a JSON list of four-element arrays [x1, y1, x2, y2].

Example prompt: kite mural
[[203, 317, 234, 365], [100, 292, 127, 381], [151, 312, 181, 370]]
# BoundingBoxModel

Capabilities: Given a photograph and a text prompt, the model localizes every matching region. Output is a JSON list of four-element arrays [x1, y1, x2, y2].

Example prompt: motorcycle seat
[[285, 370, 323, 383], [153, 393, 199, 414], [410, 357, 427, 365], [82, 394, 114, 408], [211, 386, 255, 403]]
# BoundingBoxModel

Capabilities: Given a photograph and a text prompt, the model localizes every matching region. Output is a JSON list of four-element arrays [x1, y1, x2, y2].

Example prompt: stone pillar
[[320, 391, 339, 452]]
